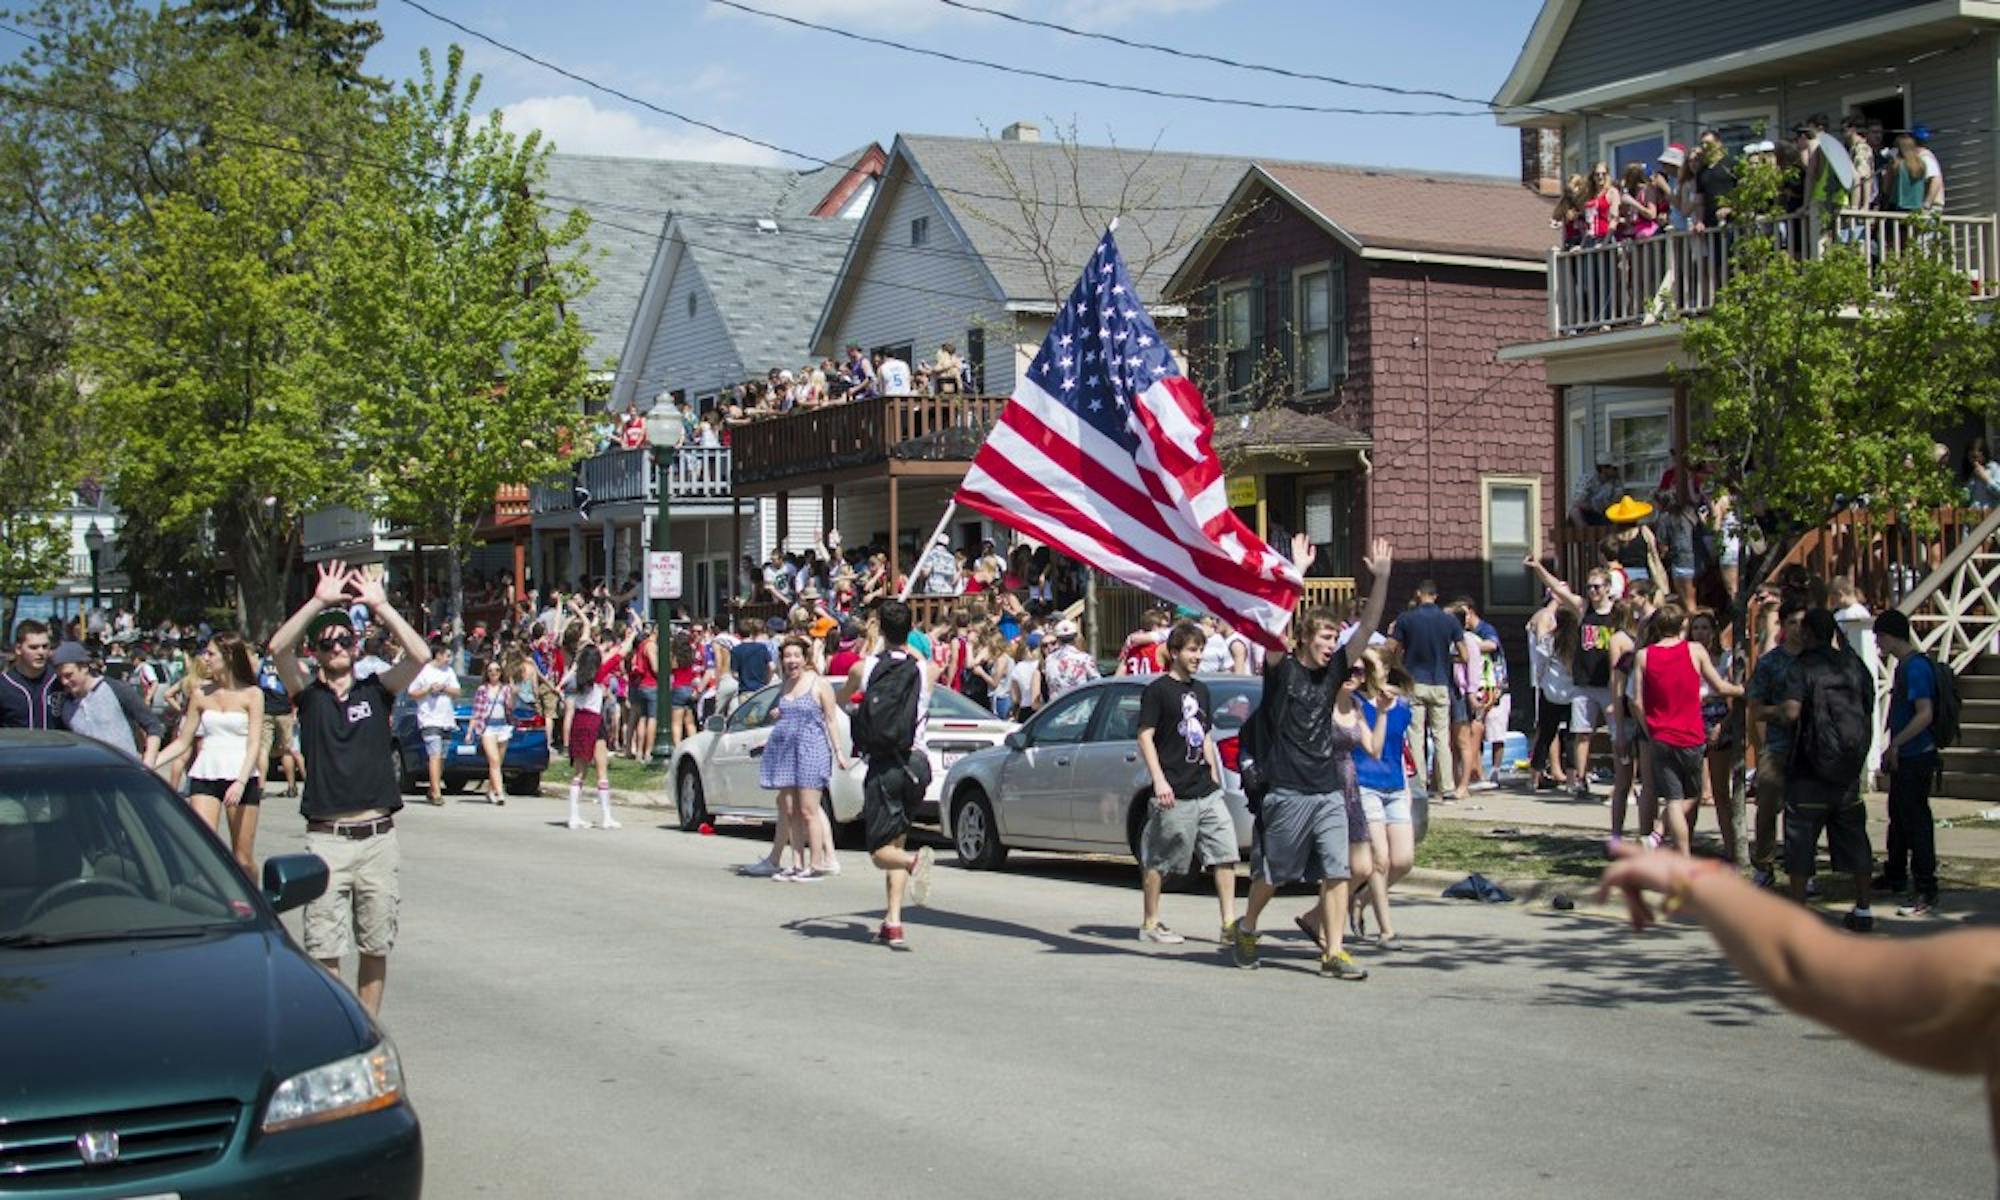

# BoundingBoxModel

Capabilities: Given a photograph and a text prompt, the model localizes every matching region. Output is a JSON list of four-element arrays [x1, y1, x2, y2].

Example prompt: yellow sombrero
[[1604, 495, 1655, 524]]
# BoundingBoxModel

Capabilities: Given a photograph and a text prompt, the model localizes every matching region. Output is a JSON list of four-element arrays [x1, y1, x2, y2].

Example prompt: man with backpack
[[1781, 609, 1877, 931], [851, 600, 937, 950], [1874, 610, 1950, 917]]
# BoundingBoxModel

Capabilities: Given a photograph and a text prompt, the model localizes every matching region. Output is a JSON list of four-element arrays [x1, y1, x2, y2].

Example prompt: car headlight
[[262, 1039, 405, 1133]]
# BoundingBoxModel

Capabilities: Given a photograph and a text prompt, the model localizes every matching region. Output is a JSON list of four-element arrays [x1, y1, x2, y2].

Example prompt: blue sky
[[364, 0, 1544, 176]]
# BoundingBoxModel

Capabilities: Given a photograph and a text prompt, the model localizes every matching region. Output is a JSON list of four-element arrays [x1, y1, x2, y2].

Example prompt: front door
[[996, 688, 1099, 843]]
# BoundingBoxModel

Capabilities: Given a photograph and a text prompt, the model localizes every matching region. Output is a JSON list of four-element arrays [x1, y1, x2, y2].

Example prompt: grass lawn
[[1415, 821, 1610, 883], [600, 755, 668, 797]]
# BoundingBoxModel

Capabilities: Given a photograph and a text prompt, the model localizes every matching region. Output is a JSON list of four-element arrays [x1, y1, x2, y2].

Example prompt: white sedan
[[669, 683, 1014, 842]]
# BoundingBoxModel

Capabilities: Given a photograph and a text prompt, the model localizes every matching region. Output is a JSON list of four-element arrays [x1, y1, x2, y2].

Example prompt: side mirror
[[1004, 730, 1029, 751], [703, 714, 725, 734], [262, 853, 329, 914]]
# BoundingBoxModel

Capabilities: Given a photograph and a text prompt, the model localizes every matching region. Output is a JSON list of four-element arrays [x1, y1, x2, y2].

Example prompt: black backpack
[[1912, 653, 1962, 751], [1791, 649, 1872, 784], [853, 651, 921, 758]]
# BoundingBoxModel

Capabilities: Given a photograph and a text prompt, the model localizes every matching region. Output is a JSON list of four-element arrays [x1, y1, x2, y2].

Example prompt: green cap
[[305, 609, 355, 644]]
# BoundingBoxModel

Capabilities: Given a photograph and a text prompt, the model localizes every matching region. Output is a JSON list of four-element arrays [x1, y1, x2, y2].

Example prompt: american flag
[[956, 230, 1303, 651]]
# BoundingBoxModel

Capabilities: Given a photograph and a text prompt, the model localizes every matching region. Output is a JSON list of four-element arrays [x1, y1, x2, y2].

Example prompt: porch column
[[1671, 377, 1691, 459], [511, 538, 526, 599], [731, 496, 743, 599], [601, 514, 615, 584], [821, 482, 835, 545], [529, 527, 543, 594], [566, 528, 581, 588], [776, 490, 790, 550], [887, 474, 901, 587]]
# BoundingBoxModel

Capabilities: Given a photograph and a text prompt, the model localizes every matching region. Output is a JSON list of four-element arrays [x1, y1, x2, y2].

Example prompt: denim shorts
[[1359, 786, 1412, 827], [420, 728, 451, 759]]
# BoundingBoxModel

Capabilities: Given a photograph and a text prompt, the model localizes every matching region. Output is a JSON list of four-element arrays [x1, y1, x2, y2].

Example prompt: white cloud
[[495, 95, 783, 165]]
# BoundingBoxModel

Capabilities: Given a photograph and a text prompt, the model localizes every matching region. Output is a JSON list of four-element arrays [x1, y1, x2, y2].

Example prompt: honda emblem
[[76, 1129, 120, 1166]]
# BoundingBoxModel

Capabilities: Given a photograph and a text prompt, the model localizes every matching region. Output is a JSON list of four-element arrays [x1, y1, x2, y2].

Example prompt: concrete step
[[1940, 745, 1999, 776], [1960, 722, 2000, 748], [1968, 654, 2000, 678], [1961, 674, 2000, 701], [1936, 770, 2000, 804]]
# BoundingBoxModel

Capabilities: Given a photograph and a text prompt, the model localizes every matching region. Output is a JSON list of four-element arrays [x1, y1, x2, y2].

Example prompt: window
[[1029, 691, 1098, 745], [1093, 688, 1144, 742], [1293, 264, 1344, 393], [910, 216, 929, 246], [1601, 125, 1666, 179], [1701, 107, 1777, 159], [1219, 283, 1255, 406], [1297, 474, 1352, 577], [1566, 386, 1673, 496], [726, 686, 779, 731], [965, 326, 985, 393], [1482, 476, 1541, 611], [1606, 407, 1671, 493], [686, 291, 697, 319]]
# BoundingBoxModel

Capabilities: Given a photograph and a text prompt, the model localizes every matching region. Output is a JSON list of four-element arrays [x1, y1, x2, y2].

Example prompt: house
[[1164, 160, 1554, 660], [735, 124, 1250, 587]]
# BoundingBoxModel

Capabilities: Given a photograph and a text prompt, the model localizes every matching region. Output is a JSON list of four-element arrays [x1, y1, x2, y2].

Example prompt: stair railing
[[1892, 504, 2000, 675]]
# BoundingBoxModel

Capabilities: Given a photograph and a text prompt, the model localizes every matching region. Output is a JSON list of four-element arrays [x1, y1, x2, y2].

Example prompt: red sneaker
[[875, 922, 908, 949]]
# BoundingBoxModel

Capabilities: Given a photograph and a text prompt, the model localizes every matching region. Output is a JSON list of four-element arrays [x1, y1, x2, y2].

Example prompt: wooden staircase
[[1895, 506, 2000, 804], [1942, 654, 2000, 803]]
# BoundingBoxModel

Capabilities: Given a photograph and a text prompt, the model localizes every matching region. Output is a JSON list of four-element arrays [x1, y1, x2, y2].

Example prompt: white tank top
[[190, 708, 257, 780]]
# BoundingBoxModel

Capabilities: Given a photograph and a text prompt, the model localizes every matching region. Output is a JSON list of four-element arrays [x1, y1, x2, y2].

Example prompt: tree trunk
[[218, 500, 292, 644], [448, 543, 465, 664]]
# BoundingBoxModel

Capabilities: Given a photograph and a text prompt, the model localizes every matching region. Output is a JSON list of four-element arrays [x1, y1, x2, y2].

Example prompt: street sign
[[646, 550, 683, 600]]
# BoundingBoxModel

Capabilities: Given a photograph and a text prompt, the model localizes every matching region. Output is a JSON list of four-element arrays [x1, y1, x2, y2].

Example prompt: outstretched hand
[[347, 569, 389, 613], [312, 561, 353, 606], [1289, 532, 1317, 575], [1596, 841, 1715, 932], [1361, 536, 1392, 578]]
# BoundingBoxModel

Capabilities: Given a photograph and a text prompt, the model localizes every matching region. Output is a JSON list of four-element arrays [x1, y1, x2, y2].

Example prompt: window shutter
[[1247, 273, 1266, 397], [1330, 258, 1349, 379], [1198, 282, 1219, 399], [1274, 268, 1294, 396]]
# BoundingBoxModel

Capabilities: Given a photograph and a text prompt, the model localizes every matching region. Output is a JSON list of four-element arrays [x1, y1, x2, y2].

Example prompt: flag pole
[[897, 501, 959, 601]]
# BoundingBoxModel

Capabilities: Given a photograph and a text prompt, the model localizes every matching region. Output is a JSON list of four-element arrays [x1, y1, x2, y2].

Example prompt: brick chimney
[[1001, 121, 1040, 143], [1520, 126, 1563, 196]]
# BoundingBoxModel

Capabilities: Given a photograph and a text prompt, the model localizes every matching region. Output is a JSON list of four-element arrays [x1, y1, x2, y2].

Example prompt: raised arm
[[1525, 555, 1583, 612], [1352, 537, 1395, 644], [270, 561, 355, 694], [354, 570, 432, 694]]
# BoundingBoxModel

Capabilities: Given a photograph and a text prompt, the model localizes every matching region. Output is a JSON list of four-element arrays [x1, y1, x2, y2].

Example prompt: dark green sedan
[[0, 731, 422, 1198]]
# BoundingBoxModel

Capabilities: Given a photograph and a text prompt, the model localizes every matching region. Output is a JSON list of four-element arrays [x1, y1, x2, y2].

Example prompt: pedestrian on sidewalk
[[1606, 598, 1648, 842], [1527, 600, 1577, 792], [1233, 536, 1393, 980], [560, 643, 619, 831], [1873, 610, 1940, 917], [408, 640, 460, 807], [853, 600, 936, 950], [1630, 603, 1742, 854], [269, 560, 432, 1016], [1388, 580, 1461, 803], [153, 633, 265, 870], [1134, 620, 1236, 945], [1780, 609, 1876, 931], [762, 637, 847, 881], [1746, 600, 1805, 888], [1525, 557, 1622, 800]]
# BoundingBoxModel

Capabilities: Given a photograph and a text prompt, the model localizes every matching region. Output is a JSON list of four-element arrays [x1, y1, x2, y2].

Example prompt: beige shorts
[[303, 827, 401, 959]]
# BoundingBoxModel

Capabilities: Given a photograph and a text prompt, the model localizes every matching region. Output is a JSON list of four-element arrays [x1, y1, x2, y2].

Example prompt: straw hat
[[1604, 495, 1655, 524]]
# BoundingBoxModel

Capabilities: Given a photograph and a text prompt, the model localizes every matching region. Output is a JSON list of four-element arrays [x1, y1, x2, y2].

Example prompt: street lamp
[[83, 521, 106, 619], [643, 400, 685, 761]]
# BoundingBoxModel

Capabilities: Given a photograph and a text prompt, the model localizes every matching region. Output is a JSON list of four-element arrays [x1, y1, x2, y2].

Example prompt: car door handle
[[1123, 753, 1137, 762], [749, 746, 765, 758], [1055, 757, 1070, 767]]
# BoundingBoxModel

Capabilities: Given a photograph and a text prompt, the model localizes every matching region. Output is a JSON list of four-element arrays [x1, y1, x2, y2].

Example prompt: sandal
[[1292, 914, 1326, 951], [1377, 934, 1404, 951]]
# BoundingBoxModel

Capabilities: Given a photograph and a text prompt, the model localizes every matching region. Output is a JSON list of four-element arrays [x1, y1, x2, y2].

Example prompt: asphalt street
[[268, 794, 1991, 1200]]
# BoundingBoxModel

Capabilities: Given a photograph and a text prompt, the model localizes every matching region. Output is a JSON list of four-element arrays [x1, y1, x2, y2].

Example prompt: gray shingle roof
[[677, 214, 857, 377], [897, 134, 1251, 305], [539, 149, 872, 363]]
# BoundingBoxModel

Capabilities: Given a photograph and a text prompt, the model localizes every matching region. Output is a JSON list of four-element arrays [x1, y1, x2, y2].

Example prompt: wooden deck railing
[[1892, 505, 2000, 676], [530, 446, 733, 515], [731, 394, 1009, 486]]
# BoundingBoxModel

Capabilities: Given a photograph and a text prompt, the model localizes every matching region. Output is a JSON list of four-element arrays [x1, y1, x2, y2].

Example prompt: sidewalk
[[1431, 775, 2000, 864]]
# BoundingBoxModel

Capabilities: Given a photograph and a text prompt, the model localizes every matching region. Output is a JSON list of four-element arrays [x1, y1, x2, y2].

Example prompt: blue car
[[390, 675, 550, 797]]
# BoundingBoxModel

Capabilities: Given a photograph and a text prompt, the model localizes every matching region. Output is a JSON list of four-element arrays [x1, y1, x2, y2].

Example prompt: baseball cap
[[1658, 143, 1686, 168], [766, 617, 788, 634], [305, 609, 355, 643], [1745, 139, 1776, 154], [1054, 618, 1079, 640], [1025, 632, 1044, 649], [51, 642, 91, 668]]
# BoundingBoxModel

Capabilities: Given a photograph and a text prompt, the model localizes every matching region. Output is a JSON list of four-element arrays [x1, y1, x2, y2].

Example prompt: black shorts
[[861, 754, 931, 852], [190, 776, 263, 807], [1649, 742, 1705, 801], [1784, 779, 1871, 879]]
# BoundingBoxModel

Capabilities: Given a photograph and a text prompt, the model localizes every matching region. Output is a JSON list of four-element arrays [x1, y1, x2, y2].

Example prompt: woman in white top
[[466, 658, 515, 806], [154, 632, 266, 875], [561, 644, 619, 831]]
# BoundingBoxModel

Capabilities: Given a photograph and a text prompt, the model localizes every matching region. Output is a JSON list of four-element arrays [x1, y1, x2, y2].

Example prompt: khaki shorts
[[1140, 790, 1236, 875], [303, 827, 401, 959]]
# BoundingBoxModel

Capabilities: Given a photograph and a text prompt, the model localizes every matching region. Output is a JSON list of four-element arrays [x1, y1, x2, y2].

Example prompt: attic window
[[910, 216, 929, 247], [687, 293, 697, 319]]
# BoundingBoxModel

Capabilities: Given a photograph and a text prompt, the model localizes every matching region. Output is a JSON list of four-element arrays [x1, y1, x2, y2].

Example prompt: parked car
[[670, 682, 1014, 841], [0, 730, 423, 1197], [390, 675, 550, 796], [937, 674, 1429, 873]]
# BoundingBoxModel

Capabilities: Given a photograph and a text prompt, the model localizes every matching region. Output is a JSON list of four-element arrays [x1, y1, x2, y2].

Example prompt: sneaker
[[1896, 895, 1936, 918], [1139, 923, 1185, 944], [1469, 780, 1500, 793], [1231, 923, 1260, 970], [815, 860, 842, 876], [599, 817, 622, 830], [792, 869, 824, 883], [429, 795, 448, 807], [876, 922, 908, 950], [775, 867, 801, 882], [1319, 949, 1369, 981], [1642, 832, 1662, 850], [738, 859, 780, 878], [566, 818, 589, 830], [493, 796, 505, 806], [1570, 781, 1592, 801], [1842, 909, 1874, 933], [1805, 876, 1822, 899], [1750, 866, 1777, 890], [907, 845, 936, 908]]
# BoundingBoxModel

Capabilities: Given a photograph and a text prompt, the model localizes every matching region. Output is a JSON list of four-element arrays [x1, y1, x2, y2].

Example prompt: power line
[[709, 0, 1488, 119]]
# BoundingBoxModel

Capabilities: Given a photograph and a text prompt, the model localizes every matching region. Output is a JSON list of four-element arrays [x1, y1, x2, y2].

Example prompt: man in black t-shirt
[[1232, 535, 1394, 981], [1135, 622, 1232, 944], [271, 559, 434, 1015]]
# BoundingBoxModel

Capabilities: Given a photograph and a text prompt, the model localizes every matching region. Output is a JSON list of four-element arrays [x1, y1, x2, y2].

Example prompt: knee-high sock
[[568, 779, 582, 824]]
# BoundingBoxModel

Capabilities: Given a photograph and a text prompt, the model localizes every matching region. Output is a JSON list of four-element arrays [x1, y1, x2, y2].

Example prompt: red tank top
[[1640, 640, 1705, 749]]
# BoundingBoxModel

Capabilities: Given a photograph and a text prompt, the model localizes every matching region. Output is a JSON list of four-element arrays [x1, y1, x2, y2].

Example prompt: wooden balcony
[[492, 483, 530, 519], [530, 446, 733, 515], [1547, 209, 1999, 337], [729, 394, 1009, 492]]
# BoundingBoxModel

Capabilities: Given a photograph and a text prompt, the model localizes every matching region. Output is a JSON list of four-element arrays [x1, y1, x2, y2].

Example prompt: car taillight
[[513, 714, 546, 731], [1217, 735, 1240, 772]]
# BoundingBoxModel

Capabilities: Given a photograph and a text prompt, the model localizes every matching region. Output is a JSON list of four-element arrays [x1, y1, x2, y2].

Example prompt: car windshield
[[1206, 679, 1261, 734], [926, 688, 1000, 721], [0, 768, 262, 943]]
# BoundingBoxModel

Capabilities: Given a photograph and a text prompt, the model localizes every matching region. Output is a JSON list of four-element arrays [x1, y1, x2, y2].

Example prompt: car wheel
[[952, 787, 1007, 869], [504, 772, 542, 797], [823, 795, 865, 851], [391, 743, 415, 794], [676, 764, 709, 831]]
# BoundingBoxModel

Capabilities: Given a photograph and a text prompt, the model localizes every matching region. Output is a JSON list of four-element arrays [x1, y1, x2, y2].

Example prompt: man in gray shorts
[[1135, 621, 1235, 944], [1233, 535, 1394, 981]]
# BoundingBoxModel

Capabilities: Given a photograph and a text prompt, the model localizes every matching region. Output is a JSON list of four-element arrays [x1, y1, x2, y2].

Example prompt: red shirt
[[597, 653, 624, 685], [1640, 639, 1706, 749], [1119, 635, 1164, 676], [628, 644, 657, 688], [828, 647, 862, 681]]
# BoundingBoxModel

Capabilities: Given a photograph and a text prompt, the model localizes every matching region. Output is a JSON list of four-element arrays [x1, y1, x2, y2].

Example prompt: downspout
[[1423, 271, 1434, 569]]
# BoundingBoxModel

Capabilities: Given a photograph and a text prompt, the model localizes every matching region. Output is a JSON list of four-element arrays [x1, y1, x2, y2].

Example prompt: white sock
[[568, 780, 582, 823], [598, 786, 613, 820]]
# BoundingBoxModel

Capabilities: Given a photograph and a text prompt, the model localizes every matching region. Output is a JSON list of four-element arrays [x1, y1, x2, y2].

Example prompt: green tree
[[347, 46, 592, 645], [79, 114, 374, 638], [182, 0, 383, 89]]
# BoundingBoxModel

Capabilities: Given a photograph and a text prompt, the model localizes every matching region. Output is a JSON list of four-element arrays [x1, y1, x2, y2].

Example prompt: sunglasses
[[1586, 582, 1608, 590], [1348, 664, 1368, 678], [317, 634, 356, 651]]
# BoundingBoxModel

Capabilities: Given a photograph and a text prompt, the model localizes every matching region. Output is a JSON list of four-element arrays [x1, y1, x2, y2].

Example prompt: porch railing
[[1892, 504, 2000, 675], [1548, 209, 2000, 336], [529, 446, 733, 515], [731, 394, 1008, 487]]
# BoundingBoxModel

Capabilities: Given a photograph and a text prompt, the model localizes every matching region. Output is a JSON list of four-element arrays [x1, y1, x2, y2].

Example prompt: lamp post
[[643, 401, 685, 761], [83, 521, 106, 621]]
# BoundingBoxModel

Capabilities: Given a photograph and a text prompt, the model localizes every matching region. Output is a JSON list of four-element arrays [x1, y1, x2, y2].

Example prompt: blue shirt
[[1891, 654, 1939, 757], [732, 640, 772, 692], [1747, 646, 1797, 758], [1353, 696, 1413, 792], [1391, 604, 1463, 687]]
